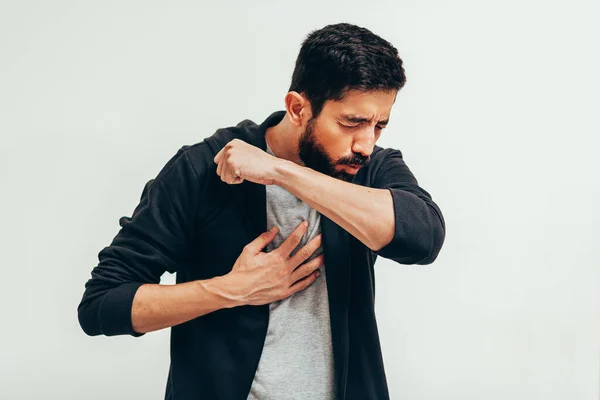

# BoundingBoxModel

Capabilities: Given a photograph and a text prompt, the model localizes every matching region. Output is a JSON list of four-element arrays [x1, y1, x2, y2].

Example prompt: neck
[[265, 114, 304, 165]]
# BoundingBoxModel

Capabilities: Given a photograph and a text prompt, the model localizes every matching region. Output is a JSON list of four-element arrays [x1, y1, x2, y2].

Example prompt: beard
[[298, 117, 370, 182]]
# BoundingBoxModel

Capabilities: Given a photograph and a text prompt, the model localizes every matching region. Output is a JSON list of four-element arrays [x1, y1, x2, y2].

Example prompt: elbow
[[416, 214, 446, 265], [384, 210, 445, 265], [77, 300, 101, 337], [378, 188, 446, 265]]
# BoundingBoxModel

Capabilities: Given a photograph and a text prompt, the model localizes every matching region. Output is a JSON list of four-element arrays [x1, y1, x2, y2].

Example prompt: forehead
[[323, 89, 396, 119]]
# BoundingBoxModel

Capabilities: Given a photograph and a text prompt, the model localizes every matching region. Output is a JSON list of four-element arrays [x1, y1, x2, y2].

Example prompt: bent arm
[[272, 148, 445, 265], [77, 145, 221, 336], [273, 162, 394, 252]]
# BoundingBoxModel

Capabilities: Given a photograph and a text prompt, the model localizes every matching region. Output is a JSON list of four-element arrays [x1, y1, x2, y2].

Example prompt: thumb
[[214, 147, 224, 164]]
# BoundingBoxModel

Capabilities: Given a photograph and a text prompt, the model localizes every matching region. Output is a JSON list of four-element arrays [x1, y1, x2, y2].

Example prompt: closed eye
[[340, 123, 386, 131]]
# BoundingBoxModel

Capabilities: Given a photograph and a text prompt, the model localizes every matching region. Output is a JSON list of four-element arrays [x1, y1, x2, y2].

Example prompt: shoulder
[[178, 142, 216, 176], [136, 141, 216, 206], [153, 117, 261, 190]]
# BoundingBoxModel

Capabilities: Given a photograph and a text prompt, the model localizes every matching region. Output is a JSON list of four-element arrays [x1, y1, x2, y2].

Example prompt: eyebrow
[[341, 114, 389, 126]]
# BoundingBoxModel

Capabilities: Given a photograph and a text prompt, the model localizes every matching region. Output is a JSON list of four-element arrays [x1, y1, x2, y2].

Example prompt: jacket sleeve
[[372, 148, 446, 265], [77, 146, 204, 337]]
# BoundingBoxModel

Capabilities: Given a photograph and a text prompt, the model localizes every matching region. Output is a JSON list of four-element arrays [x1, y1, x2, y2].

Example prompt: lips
[[342, 164, 361, 173]]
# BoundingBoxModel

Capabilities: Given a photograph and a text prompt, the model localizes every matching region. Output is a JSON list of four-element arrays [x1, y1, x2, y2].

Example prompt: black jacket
[[77, 110, 446, 399]]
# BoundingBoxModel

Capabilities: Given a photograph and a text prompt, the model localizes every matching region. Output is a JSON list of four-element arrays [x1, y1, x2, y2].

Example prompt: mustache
[[336, 153, 370, 166]]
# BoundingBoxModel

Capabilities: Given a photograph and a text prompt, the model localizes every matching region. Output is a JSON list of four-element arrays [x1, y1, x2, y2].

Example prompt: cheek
[[320, 124, 353, 155]]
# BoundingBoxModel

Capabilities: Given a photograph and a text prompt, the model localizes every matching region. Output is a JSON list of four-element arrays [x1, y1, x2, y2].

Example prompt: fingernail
[[316, 271, 321, 277], [303, 221, 308, 227]]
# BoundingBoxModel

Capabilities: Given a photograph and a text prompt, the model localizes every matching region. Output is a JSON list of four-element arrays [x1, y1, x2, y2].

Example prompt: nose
[[351, 128, 376, 158]]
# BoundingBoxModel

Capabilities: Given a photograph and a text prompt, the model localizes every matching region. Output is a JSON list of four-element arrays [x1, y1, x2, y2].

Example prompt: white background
[[1, 1, 599, 399]]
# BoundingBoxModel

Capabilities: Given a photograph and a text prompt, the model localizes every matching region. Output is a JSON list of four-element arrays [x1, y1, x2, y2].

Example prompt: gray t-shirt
[[246, 144, 336, 400]]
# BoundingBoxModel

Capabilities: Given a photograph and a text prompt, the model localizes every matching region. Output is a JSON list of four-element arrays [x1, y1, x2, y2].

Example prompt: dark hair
[[289, 23, 406, 119]]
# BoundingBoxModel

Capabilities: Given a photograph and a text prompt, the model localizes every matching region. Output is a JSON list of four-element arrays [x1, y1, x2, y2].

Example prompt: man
[[77, 22, 446, 400]]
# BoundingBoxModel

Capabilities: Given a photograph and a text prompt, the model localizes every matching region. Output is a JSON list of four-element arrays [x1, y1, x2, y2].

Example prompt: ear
[[284, 91, 311, 127]]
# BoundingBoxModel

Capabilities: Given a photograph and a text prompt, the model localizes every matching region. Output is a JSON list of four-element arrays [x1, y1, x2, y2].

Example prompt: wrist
[[271, 158, 296, 188], [196, 274, 246, 309]]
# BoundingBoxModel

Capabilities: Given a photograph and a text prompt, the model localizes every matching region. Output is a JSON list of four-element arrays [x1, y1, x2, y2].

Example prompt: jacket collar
[[206, 110, 285, 152]]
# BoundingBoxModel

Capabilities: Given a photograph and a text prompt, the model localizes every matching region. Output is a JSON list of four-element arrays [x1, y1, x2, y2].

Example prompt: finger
[[287, 269, 320, 297], [288, 233, 322, 269], [276, 221, 308, 258], [290, 254, 324, 283], [245, 226, 279, 254], [214, 148, 224, 164], [216, 156, 222, 177], [217, 157, 226, 181], [228, 168, 240, 184]]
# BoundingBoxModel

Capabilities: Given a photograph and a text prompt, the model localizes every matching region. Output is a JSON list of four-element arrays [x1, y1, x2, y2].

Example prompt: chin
[[331, 171, 356, 182]]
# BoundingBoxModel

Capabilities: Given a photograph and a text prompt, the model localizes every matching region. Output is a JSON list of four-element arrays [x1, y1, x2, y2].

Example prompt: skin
[[214, 89, 397, 251], [131, 221, 323, 333], [131, 89, 398, 334]]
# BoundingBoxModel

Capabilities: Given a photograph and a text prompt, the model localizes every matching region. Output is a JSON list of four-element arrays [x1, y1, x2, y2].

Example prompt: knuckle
[[276, 268, 287, 280], [260, 232, 270, 240], [303, 264, 313, 276], [300, 247, 311, 260], [278, 288, 289, 300], [272, 254, 285, 265]]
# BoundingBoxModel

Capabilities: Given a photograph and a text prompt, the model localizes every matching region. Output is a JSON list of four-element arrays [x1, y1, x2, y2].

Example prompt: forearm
[[131, 277, 240, 334], [273, 160, 395, 251]]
